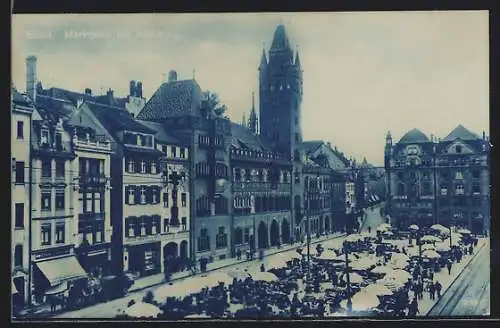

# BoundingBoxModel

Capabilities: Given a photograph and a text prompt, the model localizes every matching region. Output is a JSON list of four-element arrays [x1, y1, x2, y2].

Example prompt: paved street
[[54, 233, 348, 318], [360, 203, 385, 233], [427, 240, 490, 316]]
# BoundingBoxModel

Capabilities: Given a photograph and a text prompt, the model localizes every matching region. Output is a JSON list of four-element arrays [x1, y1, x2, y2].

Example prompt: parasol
[[124, 301, 162, 318]]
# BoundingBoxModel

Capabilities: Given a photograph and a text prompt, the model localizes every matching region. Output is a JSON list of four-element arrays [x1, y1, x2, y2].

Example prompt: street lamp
[[343, 240, 352, 313]]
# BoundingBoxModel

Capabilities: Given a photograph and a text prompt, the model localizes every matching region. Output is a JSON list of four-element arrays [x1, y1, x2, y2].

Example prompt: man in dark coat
[[446, 260, 452, 275], [435, 281, 442, 299], [408, 298, 419, 316]]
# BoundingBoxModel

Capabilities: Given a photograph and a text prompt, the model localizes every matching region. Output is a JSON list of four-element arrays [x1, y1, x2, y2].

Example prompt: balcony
[[79, 174, 108, 186], [230, 149, 290, 165], [73, 135, 111, 152], [79, 212, 105, 223]]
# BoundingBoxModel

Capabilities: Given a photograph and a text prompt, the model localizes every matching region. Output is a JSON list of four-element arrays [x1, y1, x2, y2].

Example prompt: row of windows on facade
[[40, 190, 67, 211], [40, 127, 63, 146], [196, 196, 229, 216], [233, 168, 291, 183], [198, 227, 227, 252], [396, 183, 482, 197], [196, 162, 228, 177], [124, 215, 187, 237], [395, 197, 483, 208], [396, 170, 482, 181], [394, 157, 485, 167], [198, 135, 224, 147], [39, 222, 71, 246], [79, 158, 105, 176], [125, 186, 187, 207], [123, 132, 154, 148]]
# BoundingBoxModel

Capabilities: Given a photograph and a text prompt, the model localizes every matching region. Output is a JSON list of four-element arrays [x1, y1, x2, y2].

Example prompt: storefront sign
[[33, 245, 72, 260], [126, 231, 189, 246]]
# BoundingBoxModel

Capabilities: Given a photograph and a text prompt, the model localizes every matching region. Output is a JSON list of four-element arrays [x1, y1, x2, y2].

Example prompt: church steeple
[[242, 112, 246, 127], [248, 92, 258, 134]]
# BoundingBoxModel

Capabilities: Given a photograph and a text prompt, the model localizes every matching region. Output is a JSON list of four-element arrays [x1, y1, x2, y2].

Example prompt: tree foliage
[[203, 90, 227, 117]]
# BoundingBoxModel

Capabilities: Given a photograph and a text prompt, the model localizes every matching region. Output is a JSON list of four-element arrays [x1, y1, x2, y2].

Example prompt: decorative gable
[[445, 140, 475, 155]]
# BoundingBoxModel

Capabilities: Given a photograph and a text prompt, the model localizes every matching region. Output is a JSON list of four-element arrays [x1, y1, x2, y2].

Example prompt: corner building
[[385, 126, 490, 234]]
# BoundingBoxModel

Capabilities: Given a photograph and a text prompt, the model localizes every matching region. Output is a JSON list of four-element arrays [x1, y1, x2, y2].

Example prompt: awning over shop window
[[36, 256, 87, 287], [12, 281, 18, 294]]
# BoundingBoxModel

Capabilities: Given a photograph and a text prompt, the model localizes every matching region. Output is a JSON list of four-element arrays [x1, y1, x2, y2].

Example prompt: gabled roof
[[136, 79, 203, 121], [300, 140, 323, 154], [11, 87, 32, 107], [39, 87, 128, 109], [443, 124, 480, 142], [39, 87, 94, 106], [399, 128, 429, 144], [230, 122, 273, 151], [135, 120, 183, 146], [35, 95, 76, 123], [84, 101, 155, 136]]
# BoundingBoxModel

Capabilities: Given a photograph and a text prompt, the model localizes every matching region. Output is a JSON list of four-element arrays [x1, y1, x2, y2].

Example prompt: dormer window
[[456, 145, 462, 153], [279, 84, 283, 91], [137, 135, 142, 146], [151, 161, 157, 174], [287, 84, 291, 89], [455, 184, 465, 195], [41, 129, 49, 145], [140, 222, 146, 236], [140, 161, 146, 173], [455, 171, 463, 180]]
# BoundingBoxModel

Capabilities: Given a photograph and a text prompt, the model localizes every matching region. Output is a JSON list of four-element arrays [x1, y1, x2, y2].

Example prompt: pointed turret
[[270, 24, 291, 52], [248, 92, 258, 134], [294, 50, 301, 68], [259, 48, 267, 71], [242, 112, 246, 127]]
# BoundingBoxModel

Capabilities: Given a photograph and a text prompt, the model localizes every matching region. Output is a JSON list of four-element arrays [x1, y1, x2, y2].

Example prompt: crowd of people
[[115, 225, 480, 319]]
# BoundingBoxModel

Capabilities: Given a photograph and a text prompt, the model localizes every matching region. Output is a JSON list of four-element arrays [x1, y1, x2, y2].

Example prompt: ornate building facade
[[385, 126, 490, 234]]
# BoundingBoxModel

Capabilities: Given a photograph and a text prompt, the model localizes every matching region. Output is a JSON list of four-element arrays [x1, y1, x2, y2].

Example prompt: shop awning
[[36, 256, 87, 287], [12, 281, 18, 294]]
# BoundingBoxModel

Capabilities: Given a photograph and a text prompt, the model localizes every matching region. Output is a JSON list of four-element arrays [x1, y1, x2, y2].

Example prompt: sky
[[12, 11, 489, 166]]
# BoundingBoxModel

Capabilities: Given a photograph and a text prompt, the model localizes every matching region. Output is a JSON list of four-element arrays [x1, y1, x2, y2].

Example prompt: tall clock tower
[[259, 24, 304, 237]]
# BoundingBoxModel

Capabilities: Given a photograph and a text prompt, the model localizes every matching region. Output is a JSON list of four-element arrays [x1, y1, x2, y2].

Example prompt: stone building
[[11, 86, 40, 307], [385, 126, 490, 234], [65, 105, 114, 278], [29, 90, 87, 303], [135, 24, 353, 262]]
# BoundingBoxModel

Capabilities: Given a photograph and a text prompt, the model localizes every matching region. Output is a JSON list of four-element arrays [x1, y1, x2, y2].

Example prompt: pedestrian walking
[[469, 245, 473, 255], [260, 263, 265, 272], [236, 249, 242, 260], [368, 226, 371, 234], [408, 298, 419, 316], [446, 260, 452, 275], [429, 282, 435, 300], [435, 281, 442, 299]]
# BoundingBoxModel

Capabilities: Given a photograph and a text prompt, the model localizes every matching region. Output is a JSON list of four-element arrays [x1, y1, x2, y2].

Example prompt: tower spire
[[242, 112, 246, 127], [259, 46, 267, 70], [248, 92, 258, 134]]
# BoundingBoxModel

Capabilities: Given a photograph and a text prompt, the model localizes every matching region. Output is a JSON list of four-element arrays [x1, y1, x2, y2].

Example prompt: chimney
[[106, 88, 114, 103], [168, 70, 178, 83], [84, 88, 92, 96], [26, 55, 38, 102], [136, 81, 143, 98], [129, 80, 136, 97]]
